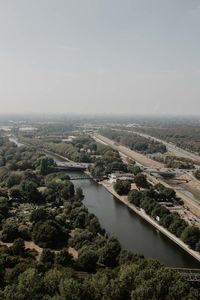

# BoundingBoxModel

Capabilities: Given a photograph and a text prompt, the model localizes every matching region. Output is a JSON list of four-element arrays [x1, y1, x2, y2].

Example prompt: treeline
[[20, 135, 93, 163], [151, 155, 195, 169], [0, 137, 199, 299], [20, 134, 127, 164], [133, 124, 200, 155], [100, 129, 167, 154], [126, 184, 200, 252]]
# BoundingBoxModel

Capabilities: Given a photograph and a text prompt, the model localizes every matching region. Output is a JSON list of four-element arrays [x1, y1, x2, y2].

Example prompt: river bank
[[101, 180, 200, 263]]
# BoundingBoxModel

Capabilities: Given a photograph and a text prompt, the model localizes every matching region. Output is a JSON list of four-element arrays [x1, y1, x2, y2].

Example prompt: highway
[[93, 133, 164, 169], [111, 128, 200, 163]]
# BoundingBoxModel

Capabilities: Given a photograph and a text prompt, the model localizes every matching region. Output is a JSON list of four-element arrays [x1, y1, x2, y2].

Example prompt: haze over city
[[0, 0, 200, 115]]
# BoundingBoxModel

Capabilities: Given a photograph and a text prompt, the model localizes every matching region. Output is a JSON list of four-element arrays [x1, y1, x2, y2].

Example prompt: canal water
[[69, 171, 199, 268], [10, 138, 200, 268]]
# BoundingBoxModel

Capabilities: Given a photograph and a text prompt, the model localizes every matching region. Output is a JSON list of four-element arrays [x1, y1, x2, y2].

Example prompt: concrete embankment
[[101, 180, 200, 263]]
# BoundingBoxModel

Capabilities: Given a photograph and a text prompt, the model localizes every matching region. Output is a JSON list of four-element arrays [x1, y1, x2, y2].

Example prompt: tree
[[160, 213, 174, 229], [61, 181, 75, 200], [56, 249, 73, 266], [134, 173, 149, 189], [3, 268, 43, 300], [140, 197, 157, 215], [114, 180, 131, 195], [43, 269, 63, 296], [1, 221, 19, 242], [59, 278, 82, 300], [6, 173, 22, 188], [9, 188, 23, 200], [10, 238, 25, 256], [40, 249, 55, 268], [30, 208, 50, 223], [73, 211, 88, 228], [181, 226, 200, 249], [18, 224, 31, 241], [118, 250, 134, 265], [128, 189, 143, 206], [75, 187, 84, 200], [168, 217, 187, 237], [20, 180, 42, 203], [32, 220, 67, 249], [0, 197, 9, 217], [99, 237, 121, 267], [69, 229, 94, 250], [39, 157, 55, 175], [128, 164, 142, 175], [77, 249, 98, 272], [88, 216, 102, 234]]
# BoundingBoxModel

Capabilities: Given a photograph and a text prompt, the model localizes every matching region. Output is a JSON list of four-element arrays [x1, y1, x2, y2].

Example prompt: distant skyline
[[0, 0, 200, 115]]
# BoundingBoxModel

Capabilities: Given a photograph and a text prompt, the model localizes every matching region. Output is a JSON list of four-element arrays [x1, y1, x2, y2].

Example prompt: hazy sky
[[0, 0, 200, 115]]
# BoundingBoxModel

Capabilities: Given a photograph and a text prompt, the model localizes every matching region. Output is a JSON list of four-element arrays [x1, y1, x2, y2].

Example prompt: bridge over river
[[173, 268, 200, 284], [55, 162, 92, 171]]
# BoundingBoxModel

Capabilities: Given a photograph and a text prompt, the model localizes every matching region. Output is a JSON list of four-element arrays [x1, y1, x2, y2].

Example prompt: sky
[[0, 0, 200, 115]]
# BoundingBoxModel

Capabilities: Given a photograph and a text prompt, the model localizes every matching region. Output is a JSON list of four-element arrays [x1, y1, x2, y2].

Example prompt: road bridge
[[55, 161, 92, 171], [173, 268, 200, 283]]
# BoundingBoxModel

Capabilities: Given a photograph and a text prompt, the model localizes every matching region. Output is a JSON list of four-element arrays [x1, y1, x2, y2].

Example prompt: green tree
[[77, 248, 98, 272], [99, 237, 121, 267], [181, 226, 200, 249], [1, 221, 19, 242], [6, 173, 22, 188], [114, 180, 131, 195], [40, 249, 55, 268], [56, 249, 73, 267], [10, 238, 25, 256], [59, 278, 82, 300], [9, 188, 23, 200], [20, 180, 42, 203], [30, 208, 50, 223], [134, 173, 149, 189], [128, 189, 143, 206], [39, 157, 55, 175], [32, 220, 67, 249], [0, 197, 9, 217], [43, 269, 63, 296]]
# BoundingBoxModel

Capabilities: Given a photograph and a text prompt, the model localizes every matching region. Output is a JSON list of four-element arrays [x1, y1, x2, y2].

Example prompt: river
[[67, 171, 199, 268], [10, 137, 200, 268]]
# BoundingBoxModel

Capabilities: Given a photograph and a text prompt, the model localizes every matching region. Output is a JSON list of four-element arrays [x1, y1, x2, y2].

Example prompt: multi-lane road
[[111, 128, 200, 164]]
